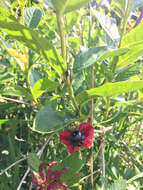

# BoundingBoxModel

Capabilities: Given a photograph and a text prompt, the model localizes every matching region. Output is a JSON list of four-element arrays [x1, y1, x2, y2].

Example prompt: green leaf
[[92, 9, 120, 41], [32, 77, 59, 100], [33, 107, 82, 133], [64, 0, 90, 14], [0, 72, 14, 84], [2, 86, 33, 102], [127, 172, 143, 183], [33, 107, 65, 133], [51, 0, 90, 15], [54, 151, 85, 185], [115, 62, 143, 82], [109, 179, 126, 190], [0, 0, 10, 11], [29, 69, 42, 88], [73, 46, 109, 72], [24, 7, 42, 29], [73, 46, 128, 73], [0, 119, 9, 127], [76, 81, 143, 106], [28, 153, 41, 172], [0, 18, 65, 76], [117, 22, 143, 69]]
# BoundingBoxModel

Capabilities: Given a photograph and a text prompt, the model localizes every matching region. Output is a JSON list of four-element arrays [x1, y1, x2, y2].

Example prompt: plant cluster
[[0, 0, 143, 190]]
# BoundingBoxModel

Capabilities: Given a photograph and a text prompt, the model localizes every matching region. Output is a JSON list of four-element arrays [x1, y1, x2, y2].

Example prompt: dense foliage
[[0, 0, 143, 189]]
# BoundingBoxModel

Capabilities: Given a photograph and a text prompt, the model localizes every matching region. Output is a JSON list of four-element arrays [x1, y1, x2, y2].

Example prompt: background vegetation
[[0, 0, 143, 189]]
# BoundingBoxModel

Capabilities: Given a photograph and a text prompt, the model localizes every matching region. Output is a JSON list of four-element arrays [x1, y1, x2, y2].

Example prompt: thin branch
[[90, 64, 94, 190], [0, 157, 27, 176], [37, 132, 56, 158], [79, 169, 100, 182], [100, 142, 105, 177], [16, 132, 56, 190], [0, 96, 32, 106], [17, 167, 30, 190]]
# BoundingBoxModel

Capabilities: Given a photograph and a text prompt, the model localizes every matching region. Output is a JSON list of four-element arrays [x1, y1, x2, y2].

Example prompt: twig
[[0, 96, 32, 106], [37, 132, 56, 158], [100, 142, 105, 177], [0, 157, 27, 176], [90, 64, 94, 190], [79, 169, 100, 182], [94, 126, 113, 133], [17, 132, 56, 190], [17, 167, 30, 190]]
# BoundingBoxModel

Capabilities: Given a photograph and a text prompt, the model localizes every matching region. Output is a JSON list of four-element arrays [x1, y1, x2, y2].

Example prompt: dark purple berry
[[69, 130, 85, 146]]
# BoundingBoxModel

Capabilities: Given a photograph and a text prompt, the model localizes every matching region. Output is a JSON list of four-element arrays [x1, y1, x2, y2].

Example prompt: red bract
[[32, 162, 68, 190], [60, 122, 94, 154]]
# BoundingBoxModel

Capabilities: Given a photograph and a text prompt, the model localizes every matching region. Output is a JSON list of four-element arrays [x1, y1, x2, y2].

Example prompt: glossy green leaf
[[92, 9, 120, 41], [0, 18, 65, 76], [54, 151, 84, 185], [73, 46, 128, 72], [76, 81, 143, 106], [32, 77, 59, 100], [24, 7, 42, 29]]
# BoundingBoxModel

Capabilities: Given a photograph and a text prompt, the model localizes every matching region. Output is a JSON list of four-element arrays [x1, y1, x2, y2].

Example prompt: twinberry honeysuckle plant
[[0, 0, 143, 189]]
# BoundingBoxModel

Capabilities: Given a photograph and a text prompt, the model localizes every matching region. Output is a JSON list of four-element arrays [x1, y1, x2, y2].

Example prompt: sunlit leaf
[[92, 9, 120, 41], [32, 77, 59, 100], [0, 18, 65, 76], [51, 0, 90, 15], [73, 46, 128, 72], [118, 22, 143, 69], [76, 81, 143, 106]]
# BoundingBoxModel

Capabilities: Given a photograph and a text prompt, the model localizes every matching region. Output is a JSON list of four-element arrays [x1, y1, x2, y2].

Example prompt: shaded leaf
[[54, 151, 85, 186], [28, 153, 41, 172], [127, 172, 143, 183], [33, 107, 66, 133], [109, 179, 126, 190], [24, 7, 42, 29], [29, 69, 42, 88]]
